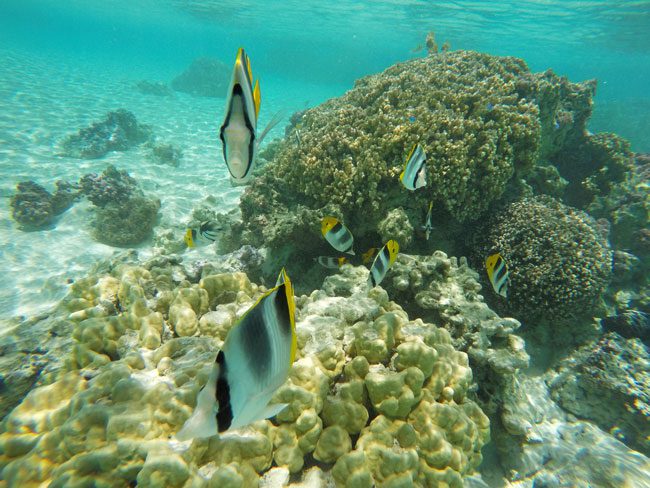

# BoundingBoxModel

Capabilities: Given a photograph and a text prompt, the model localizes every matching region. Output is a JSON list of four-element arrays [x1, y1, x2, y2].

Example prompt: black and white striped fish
[[184, 221, 222, 248], [368, 240, 399, 288], [176, 268, 296, 440], [399, 143, 427, 191], [315, 256, 348, 269], [321, 216, 355, 255], [485, 253, 508, 298]]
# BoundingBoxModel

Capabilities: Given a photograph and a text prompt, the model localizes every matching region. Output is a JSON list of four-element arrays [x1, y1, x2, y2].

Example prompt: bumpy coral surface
[[0, 257, 489, 487], [473, 195, 612, 320], [10, 180, 78, 229], [60, 109, 152, 159]]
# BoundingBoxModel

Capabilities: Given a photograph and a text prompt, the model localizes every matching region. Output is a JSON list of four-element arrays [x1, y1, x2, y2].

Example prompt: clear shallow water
[[0, 1, 647, 316]]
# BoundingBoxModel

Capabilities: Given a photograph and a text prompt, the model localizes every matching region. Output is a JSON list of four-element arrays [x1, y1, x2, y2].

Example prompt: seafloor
[[0, 46, 649, 488]]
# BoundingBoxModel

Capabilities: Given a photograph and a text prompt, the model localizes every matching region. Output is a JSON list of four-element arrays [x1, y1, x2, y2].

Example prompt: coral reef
[[225, 50, 599, 287], [135, 80, 174, 97], [472, 195, 612, 321], [60, 109, 152, 159], [171, 57, 230, 98], [0, 258, 490, 486], [547, 333, 650, 456], [79, 165, 160, 247], [10, 180, 78, 229], [149, 142, 183, 167]]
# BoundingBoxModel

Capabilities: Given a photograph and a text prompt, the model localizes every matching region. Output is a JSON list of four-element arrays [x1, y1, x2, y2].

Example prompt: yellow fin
[[246, 54, 253, 84], [253, 79, 261, 118]]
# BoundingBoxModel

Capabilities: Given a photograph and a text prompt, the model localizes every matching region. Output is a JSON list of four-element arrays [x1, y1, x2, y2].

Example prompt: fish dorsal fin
[[246, 55, 253, 84], [253, 80, 261, 119]]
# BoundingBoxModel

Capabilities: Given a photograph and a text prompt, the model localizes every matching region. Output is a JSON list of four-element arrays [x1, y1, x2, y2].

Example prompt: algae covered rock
[[10, 180, 79, 229], [60, 109, 152, 158]]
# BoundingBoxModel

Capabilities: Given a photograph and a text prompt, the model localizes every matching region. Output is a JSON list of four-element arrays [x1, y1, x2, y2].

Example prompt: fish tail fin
[[257, 110, 286, 147], [253, 80, 261, 118]]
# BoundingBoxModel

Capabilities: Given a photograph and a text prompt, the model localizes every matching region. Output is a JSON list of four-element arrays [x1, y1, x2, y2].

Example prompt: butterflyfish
[[315, 256, 348, 269], [485, 253, 508, 298], [361, 247, 377, 265], [220, 48, 283, 186], [321, 216, 355, 255], [422, 202, 433, 240], [176, 268, 296, 440], [184, 221, 222, 248], [400, 144, 427, 191], [368, 240, 399, 288]]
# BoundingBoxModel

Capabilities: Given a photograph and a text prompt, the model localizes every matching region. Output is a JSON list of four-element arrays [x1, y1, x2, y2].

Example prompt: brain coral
[[0, 255, 489, 487], [473, 195, 612, 320]]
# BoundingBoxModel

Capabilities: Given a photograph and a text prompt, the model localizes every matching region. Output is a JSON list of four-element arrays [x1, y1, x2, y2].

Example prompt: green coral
[[473, 196, 612, 320]]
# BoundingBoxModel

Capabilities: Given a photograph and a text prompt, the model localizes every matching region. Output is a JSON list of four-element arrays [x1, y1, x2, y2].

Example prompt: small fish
[[422, 202, 433, 240], [184, 221, 222, 248], [220, 48, 283, 186], [601, 310, 650, 343], [321, 217, 355, 255], [485, 253, 508, 298], [408, 115, 416, 123], [553, 119, 560, 130], [486, 102, 494, 111], [368, 240, 399, 288], [400, 144, 427, 191], [315, 256, 347, 269], [361, 247, 377, 265], [176, 268, 296, 440]]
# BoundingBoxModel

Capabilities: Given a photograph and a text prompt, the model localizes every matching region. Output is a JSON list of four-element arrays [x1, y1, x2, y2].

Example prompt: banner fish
[[368, 240, 399, 288], [485, 253, 508, 298], [176, 268, 296, 440], [321, 216, 355, 255], [184, 221, 222, 248], [400, 143, 427, 191], [315, 256, 348, 269]]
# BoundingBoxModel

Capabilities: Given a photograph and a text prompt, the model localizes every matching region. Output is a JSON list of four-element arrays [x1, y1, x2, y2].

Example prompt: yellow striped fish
[[321, 216, 355, 255], [485, 253, 509, 298], [184, 221, 222, 248], [399, 143, 427, 191], [368, 240, 399, 288], [315, 256, 348, 269], [176, 268, 296, 440]]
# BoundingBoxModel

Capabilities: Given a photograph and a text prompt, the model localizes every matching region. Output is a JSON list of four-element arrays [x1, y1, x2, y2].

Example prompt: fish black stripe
[[220, 84, 257, 180], [494, 259, 507, 282], [274, 284, 292, 337], [215, 351, 233, 432], [240, 302, 271, 381], [331, 222, 343, 235]]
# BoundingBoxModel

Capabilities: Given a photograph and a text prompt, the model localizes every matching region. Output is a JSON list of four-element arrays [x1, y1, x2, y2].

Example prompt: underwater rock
[[472, 195, 612, 321], [0, 257, 490, 486], [171, 57, 230, 98], [494, 375, 650, 487], [547, 333, 650, 456], [148, 142, 183, 167], [10, 180, 79, 230], [79, 165, 137, 208], [135, 80, 174, 97], [601, 310, 650, 343], [79, 166, 160, 247], [60, 109, 153, 159], [92, 195, 160, 247]]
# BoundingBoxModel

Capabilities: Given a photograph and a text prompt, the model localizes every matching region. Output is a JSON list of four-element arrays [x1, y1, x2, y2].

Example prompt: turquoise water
[[0, 1, 649, 487]]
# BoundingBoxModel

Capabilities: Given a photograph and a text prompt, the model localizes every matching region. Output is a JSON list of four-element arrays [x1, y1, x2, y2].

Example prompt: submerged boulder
[[171, 57, 230, 98], [60, 109, 152, 159], [10, 180, 78, 230]]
